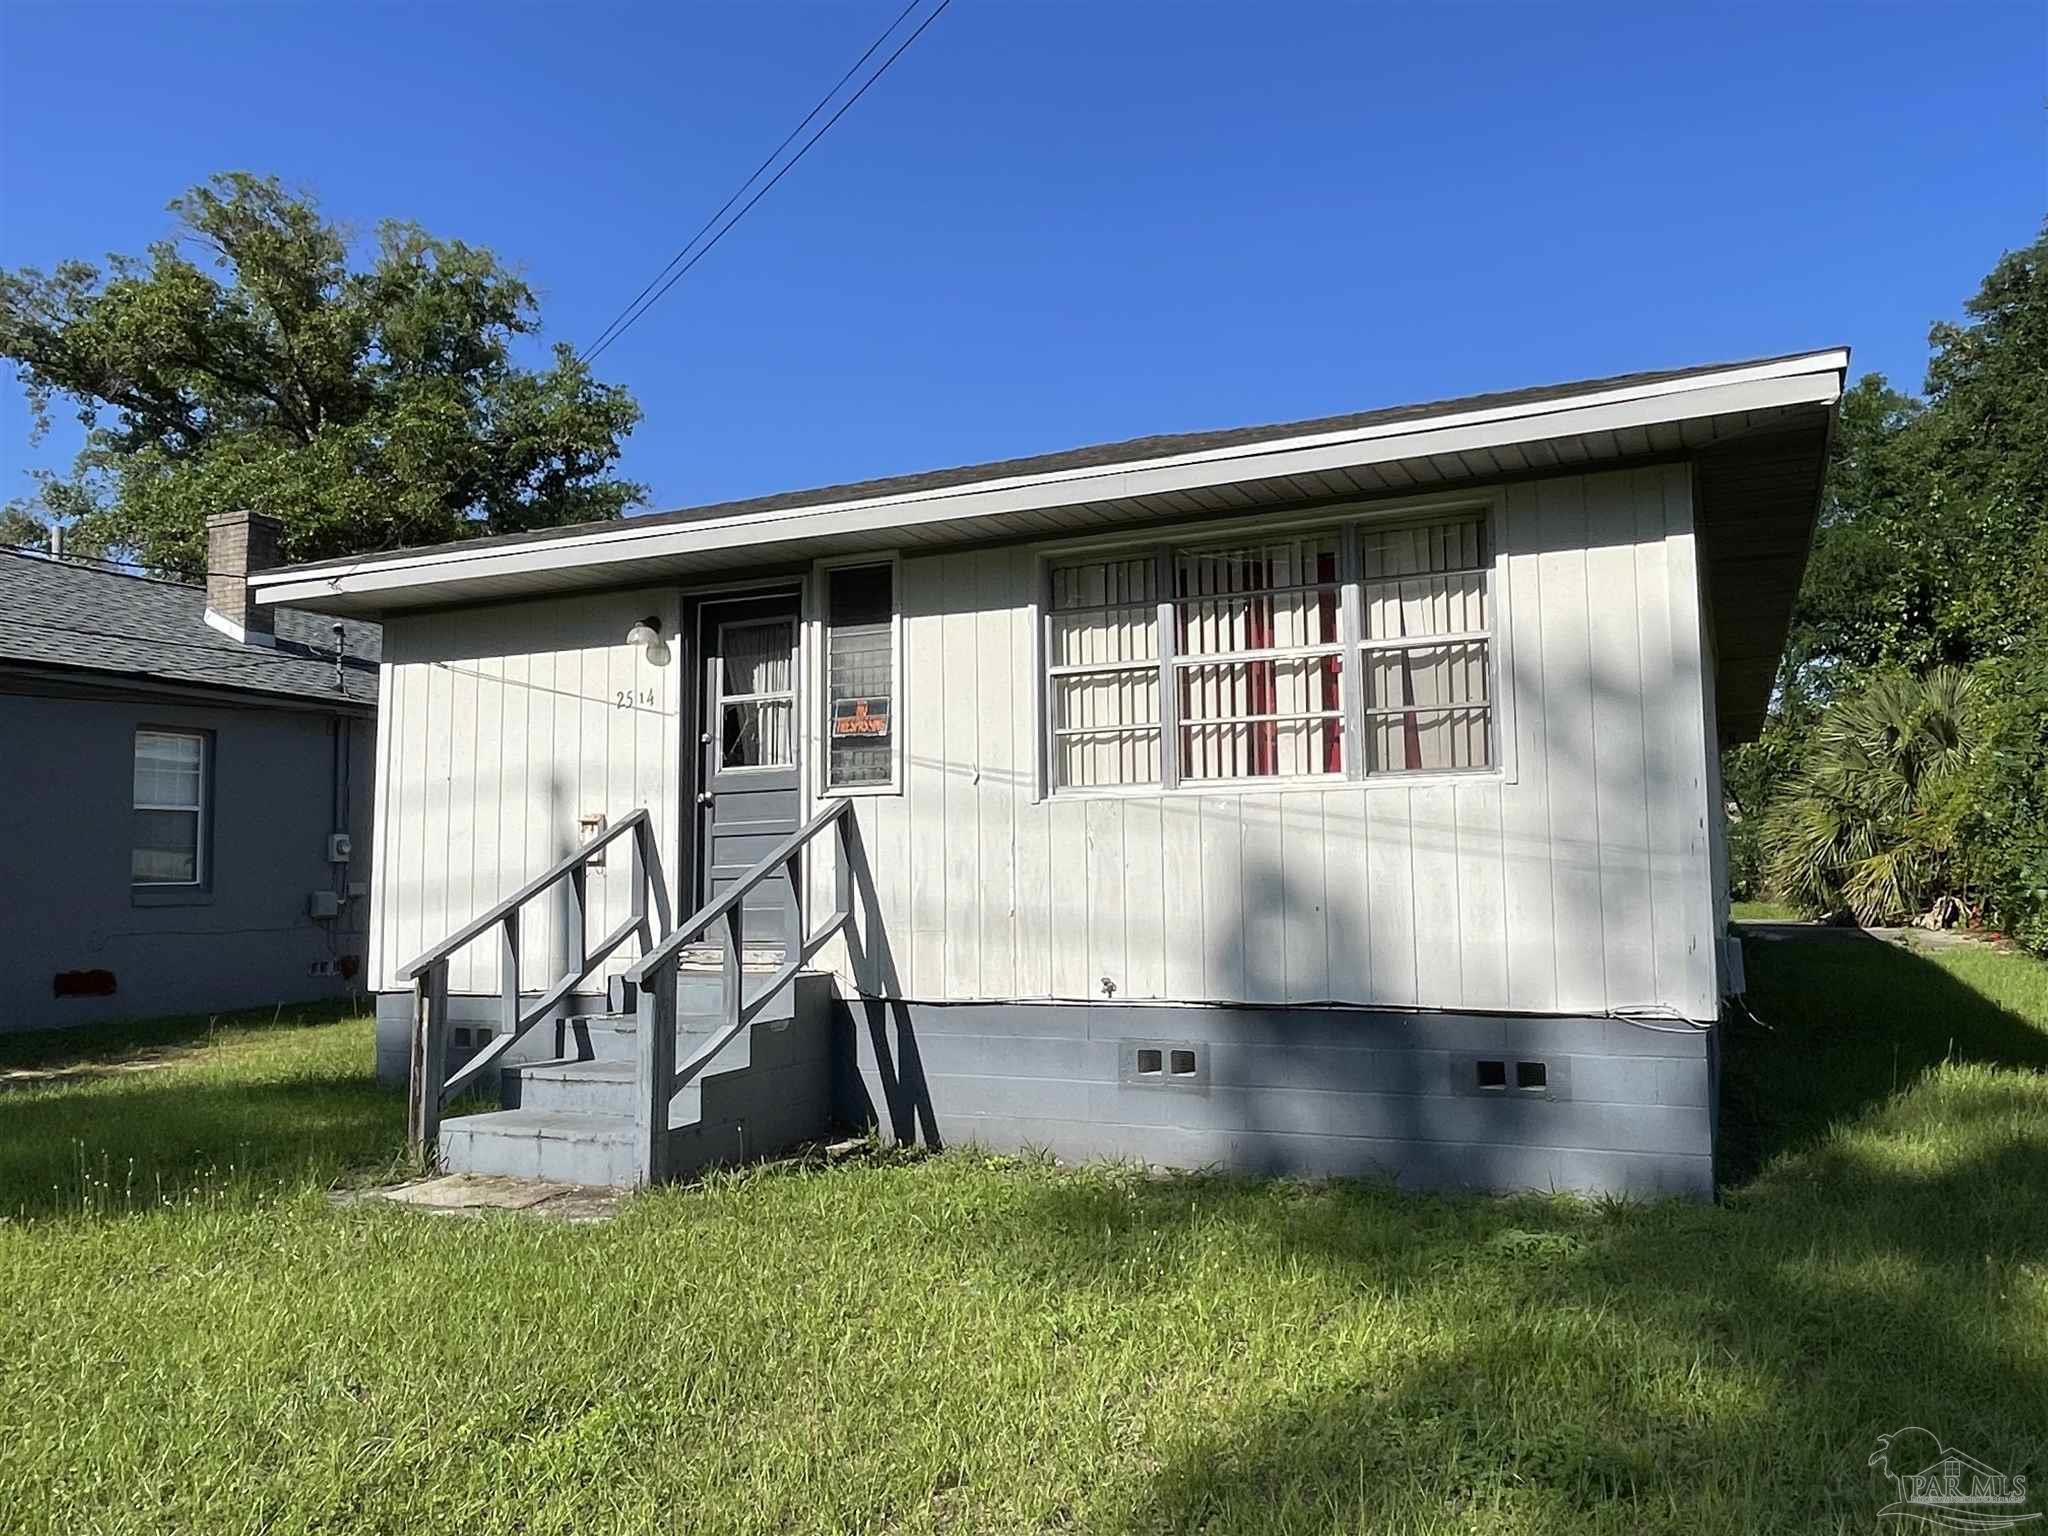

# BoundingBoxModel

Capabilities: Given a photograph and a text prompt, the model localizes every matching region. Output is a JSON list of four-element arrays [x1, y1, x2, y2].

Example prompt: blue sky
[[1, 1, 2041, 516]]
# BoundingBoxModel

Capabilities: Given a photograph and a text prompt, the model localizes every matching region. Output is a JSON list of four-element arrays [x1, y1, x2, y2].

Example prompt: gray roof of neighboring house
[[0, 550, 380, 707], [273, 350, 1831, 576]]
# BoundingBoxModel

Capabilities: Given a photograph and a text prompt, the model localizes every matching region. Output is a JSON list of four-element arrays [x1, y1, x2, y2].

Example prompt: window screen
[[824, 563, 895, 788], [133, 730, 205, 884], [1359, 517, 1493, 774], [1174, 533, 1345, 782], [1048, 555, 1162, 789]]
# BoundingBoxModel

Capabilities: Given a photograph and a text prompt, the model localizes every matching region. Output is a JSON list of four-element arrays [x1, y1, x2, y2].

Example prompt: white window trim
[[808, 551, 905, 798], [132, 728, 208, 888], [1034, 490, 1516, 800]]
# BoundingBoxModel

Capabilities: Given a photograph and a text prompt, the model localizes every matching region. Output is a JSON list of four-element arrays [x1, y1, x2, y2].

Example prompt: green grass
[[1730, 899, 1802, 921], [4, 939, 2046, 1535]]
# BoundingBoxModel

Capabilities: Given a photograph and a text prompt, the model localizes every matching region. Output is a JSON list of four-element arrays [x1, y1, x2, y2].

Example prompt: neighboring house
[[0, 512, 379, 1032], [252, 349, 1845, 1198]]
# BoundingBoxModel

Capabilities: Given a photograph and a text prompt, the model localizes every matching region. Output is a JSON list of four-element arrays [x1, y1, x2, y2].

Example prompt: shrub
[[1761, 668, 1978, 925]]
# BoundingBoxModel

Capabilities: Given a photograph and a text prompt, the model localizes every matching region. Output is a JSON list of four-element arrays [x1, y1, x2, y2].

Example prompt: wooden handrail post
[[567, 863, 589, 975], [636, 959, 676, 1185], [629, 820, 652, 951], [784, 850, 805, 949], [498, 914, 519, 1046], [405, 959, 450, 1164], [722, 903, 743, 1034]]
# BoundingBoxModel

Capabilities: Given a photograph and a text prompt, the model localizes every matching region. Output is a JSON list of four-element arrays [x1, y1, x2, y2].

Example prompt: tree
[[0, 173, 645, 574], [1730, 221, 2048, 947]]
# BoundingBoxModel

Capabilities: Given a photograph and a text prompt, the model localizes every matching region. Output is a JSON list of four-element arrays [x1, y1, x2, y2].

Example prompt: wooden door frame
[[679, 576, 807, 916]]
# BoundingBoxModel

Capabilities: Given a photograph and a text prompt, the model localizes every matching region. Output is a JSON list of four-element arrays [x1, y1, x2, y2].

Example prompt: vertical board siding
[[372, 471, 1720, 1022], [816, 469, 1717, 1019], [370, 590, 682, 994], [1499, 482, 1558, 1011]]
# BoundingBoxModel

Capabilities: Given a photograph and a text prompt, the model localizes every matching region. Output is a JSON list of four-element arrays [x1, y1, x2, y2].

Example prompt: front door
[[696, 595, 803, 954]]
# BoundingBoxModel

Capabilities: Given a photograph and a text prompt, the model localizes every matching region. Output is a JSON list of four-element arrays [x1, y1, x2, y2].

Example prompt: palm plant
[[1761, 667, 1979, 925]]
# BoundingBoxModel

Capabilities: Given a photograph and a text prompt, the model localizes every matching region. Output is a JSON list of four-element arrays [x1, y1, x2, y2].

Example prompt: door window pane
[[718, 620, 795, 769]]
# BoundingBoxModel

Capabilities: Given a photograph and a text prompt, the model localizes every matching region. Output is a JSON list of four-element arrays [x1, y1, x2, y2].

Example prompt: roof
[[249, 347, 1848, 743], [275, 349, 1837, 578], [0, 550, 380, 707]]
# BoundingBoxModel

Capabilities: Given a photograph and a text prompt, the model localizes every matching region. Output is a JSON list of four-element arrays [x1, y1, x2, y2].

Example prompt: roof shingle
[[0, 550, 380, 706]]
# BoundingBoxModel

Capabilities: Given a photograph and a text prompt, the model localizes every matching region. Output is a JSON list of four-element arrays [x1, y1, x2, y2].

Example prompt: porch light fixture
[[626, 616, 671, 666]]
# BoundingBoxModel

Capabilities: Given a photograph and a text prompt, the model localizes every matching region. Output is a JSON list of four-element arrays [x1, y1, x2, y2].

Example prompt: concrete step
[[438, 1108, 639, 1186], [503, 1056, 636, 1115]]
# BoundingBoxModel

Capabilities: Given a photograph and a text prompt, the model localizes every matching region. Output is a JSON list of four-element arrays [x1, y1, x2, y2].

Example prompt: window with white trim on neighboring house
[[132, 729, 206, 884], [1044, 510, 1495, 791]]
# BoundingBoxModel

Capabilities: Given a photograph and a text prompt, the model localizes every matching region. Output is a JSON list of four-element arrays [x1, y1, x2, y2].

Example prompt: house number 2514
[[615, 688, 656, 710]]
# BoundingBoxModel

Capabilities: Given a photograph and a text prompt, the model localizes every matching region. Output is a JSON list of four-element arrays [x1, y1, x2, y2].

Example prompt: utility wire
[[577, 0, 926, 365], [579, 0, 952, 368], [2, 544, 361, 589]]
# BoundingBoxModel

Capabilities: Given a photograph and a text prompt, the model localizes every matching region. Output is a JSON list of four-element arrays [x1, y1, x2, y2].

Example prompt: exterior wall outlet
[[307, 890, 342, 919], [579, 813, 609, 866], [327, 832, 352, 863]]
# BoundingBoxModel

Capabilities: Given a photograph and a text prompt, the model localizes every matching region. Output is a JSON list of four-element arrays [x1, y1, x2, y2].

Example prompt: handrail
[[402, 809, 652, 980], [630, 797, 856, 1183], [626, 800, 852, 984], [405, 808, 670, 1161]]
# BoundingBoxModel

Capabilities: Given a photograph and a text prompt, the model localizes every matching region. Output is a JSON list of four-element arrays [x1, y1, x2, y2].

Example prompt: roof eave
[[253, 349, 1848, 617]]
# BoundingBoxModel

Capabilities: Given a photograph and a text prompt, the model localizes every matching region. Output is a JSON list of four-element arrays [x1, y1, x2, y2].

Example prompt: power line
[[577, 0, 926, 365], [2, 543, 318, 587], [579, 0, 953, 368]]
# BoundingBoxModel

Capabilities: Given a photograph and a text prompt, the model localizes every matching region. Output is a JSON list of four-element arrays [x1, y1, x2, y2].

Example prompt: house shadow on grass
[[0, 997, 369, 1077], [989, 931, 2048, 1532], [1718, 924, 2048, 1183], [0, 1001, 400, 1219]]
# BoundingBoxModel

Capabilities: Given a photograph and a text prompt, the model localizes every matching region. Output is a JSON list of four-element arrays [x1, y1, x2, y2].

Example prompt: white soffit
[[254, 350, 1847, 612]]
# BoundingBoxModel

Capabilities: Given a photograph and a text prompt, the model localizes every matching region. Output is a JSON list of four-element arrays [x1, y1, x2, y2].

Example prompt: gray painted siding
[[0, 687, 374, 1031], [838, 1000, 1716, 1199]]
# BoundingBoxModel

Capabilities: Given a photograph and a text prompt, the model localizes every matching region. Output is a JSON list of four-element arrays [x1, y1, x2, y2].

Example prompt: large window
[[823, 562, 897, 789], [1045, 510, 1496, 791], [133, 729, 206, 885]]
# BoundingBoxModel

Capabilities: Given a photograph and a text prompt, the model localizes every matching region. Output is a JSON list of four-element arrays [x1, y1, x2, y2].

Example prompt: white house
[[253, 348, 1846, 1198]]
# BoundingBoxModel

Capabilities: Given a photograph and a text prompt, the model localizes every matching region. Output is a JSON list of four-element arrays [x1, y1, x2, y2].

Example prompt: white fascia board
[[252, 352, 1846, 608]]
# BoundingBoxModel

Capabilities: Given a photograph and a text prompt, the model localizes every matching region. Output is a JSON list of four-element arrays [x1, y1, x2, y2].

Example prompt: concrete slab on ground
[[352, 1173, 623, 1222]]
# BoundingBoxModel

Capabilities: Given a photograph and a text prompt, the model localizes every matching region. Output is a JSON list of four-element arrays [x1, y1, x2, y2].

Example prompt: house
[[0, 512, 379, 1031], [250, 349, 1847, 1198]]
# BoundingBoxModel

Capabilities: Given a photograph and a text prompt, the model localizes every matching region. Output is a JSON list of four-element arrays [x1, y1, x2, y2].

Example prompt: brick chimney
[[203, 510, 283, 645]]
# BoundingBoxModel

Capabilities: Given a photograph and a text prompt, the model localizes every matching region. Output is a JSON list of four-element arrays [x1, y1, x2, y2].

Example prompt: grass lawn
[[4, 940, 2046, 1536], [1730, 898, 1801, 921]]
